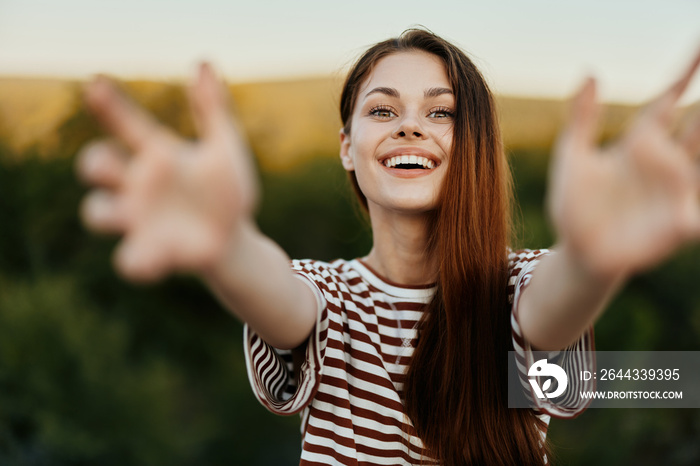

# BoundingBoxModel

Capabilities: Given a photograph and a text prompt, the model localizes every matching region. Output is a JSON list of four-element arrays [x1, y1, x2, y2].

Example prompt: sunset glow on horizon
[[0, 0, 698, 103]]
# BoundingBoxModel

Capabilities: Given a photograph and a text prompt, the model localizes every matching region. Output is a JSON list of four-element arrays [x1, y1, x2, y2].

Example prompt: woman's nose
[[391, 115, 427, 140]]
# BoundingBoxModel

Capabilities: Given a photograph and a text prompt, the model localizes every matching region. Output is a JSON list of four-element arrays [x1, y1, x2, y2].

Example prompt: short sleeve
[[508, 249, 596, 418], [243, 259, 332, 416]]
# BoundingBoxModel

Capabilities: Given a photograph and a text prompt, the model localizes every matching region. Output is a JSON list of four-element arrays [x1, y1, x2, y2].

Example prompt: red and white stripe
[[244, 250, 594, 465]]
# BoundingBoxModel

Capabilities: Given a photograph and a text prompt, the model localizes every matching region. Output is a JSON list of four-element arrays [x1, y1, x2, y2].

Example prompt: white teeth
[[383, 155, 436, 169]]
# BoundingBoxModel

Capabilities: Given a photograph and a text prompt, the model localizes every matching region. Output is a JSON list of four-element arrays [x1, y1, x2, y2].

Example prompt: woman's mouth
[[382, 155, 436, 170]]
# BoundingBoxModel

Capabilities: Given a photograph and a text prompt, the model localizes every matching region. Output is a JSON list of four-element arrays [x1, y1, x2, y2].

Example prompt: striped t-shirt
[[244, 249, 594, 465]]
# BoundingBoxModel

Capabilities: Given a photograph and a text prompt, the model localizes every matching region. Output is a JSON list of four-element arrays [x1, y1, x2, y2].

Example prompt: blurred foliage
[[0, 80, 698, 466]]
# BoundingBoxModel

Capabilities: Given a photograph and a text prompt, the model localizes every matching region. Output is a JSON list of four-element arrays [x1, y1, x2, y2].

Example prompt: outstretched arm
[[77, 64, 317, 350], [518, 50, 700, 351]]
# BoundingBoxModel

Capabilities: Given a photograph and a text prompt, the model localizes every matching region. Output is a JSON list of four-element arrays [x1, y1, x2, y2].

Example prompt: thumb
[[557, 77, 600, 155], [188, 62, 233, 141], [547, 77, 600, 220]]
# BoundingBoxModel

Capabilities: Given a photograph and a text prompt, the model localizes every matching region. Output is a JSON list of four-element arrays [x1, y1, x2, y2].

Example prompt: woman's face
[[340, 50, 454, 216]]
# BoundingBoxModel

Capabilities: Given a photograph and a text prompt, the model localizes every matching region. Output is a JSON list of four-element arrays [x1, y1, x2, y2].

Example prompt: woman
[[77, 29, 700, 464]]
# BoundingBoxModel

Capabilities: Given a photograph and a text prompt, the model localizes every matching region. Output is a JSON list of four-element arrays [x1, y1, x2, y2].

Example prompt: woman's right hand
[[77, 63, 258, 282]]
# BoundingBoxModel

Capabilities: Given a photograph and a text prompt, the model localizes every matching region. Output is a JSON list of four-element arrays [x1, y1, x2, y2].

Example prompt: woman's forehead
[[358, 51, 452, 97]]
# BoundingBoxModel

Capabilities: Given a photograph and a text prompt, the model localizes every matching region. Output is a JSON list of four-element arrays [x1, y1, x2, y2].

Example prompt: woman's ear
[[339, 129, 355, 171]]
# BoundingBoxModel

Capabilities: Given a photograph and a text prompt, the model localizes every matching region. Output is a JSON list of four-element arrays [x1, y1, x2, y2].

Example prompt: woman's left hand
[[548, 50, 700, 280]]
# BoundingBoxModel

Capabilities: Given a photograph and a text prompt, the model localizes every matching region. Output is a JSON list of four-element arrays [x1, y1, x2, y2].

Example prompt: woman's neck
[[363, 207, 437, 286]]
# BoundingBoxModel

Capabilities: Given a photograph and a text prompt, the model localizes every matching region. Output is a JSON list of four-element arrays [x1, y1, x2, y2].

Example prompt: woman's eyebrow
[[365, 87, 399, 98], [425, 87, 453, 98]]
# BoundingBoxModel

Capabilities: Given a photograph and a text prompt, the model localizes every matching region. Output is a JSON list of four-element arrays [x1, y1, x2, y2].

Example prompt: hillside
[[0, 76, 643, 170], [0, 77, 80, 156]]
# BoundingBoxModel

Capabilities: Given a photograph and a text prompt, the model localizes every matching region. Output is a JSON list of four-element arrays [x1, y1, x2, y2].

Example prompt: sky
[[0, 0, 699, 103]]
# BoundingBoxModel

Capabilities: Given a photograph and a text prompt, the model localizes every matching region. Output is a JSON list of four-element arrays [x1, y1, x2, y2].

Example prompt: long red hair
[[340, 29, 549, 464]]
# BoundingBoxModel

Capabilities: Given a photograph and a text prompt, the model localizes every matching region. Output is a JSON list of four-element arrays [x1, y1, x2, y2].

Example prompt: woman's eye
[[428, 108, 453, 119], [369, 107, 397, 118]]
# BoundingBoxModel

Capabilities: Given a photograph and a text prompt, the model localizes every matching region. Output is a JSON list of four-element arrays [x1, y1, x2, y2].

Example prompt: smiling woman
[[340, 51, 453, 217], [76, 28, 700, 465], [331, 32, 575, 464]]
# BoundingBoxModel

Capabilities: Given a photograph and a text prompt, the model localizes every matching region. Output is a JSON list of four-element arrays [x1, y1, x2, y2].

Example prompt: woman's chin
[[367, 198, 439, 217]]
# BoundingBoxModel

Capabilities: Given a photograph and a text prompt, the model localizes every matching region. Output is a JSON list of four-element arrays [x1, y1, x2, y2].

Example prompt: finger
[[84, 76, 164, 150], [187, 62, 233, 141], [557, 77, 600, 154], [679, 104, 700, 157], [76, 140, 129, 188], [80, 190, 127, 234], [645, 48, 700, 126], [675, 185, 700, 242], [114, 232, 171, 283]]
